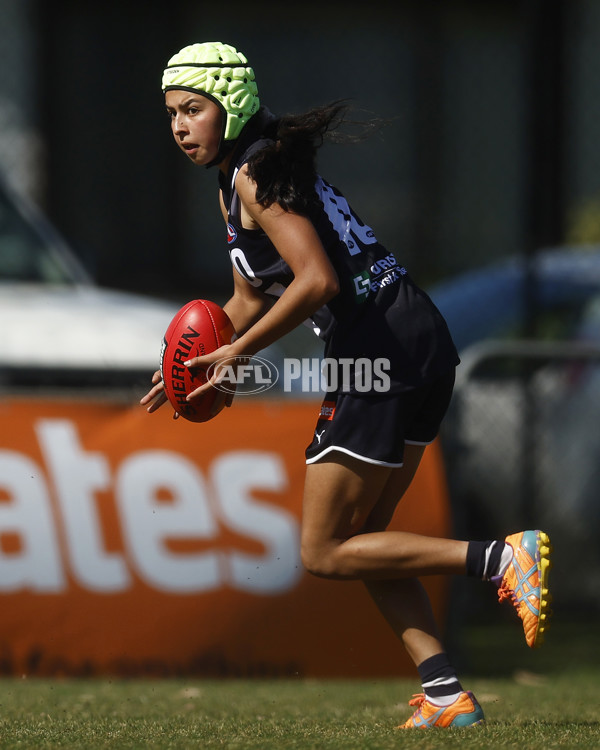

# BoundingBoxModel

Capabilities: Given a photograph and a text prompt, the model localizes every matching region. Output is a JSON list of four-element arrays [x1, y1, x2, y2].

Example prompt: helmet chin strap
[[203, 106, 233, 169], [206, 107, 272, 170]]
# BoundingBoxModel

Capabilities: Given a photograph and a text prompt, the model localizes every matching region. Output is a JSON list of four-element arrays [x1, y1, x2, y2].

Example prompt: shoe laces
[[408, 693, 426, 708], [497, 580, 517, 604]]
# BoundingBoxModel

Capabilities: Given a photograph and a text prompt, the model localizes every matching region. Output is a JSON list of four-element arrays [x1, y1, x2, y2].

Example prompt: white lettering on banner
[[117, 451, 220, 593], [0, 452, 64, 591], [36, 420, 130, 592], [0, 419, 302, 595], [212, 452, 300, 593]]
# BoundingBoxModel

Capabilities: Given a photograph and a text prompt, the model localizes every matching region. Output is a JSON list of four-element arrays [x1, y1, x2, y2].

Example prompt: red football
[[160, 299, 235, 422]]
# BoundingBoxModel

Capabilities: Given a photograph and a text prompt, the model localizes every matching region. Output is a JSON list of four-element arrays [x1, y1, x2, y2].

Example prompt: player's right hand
[[140, 367, 234, 421]]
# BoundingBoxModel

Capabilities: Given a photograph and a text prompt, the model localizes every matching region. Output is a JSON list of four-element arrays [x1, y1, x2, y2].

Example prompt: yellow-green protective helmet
[[162, 42, 260, 141]]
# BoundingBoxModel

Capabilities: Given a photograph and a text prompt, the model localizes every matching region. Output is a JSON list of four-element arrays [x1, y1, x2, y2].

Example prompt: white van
[[0, 177, 179, 388]]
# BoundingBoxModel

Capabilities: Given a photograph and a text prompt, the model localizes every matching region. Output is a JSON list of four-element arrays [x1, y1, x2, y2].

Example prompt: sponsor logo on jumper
[[319, 402, 336, 420], [369, 253, 406, 279], [353, 271, 371, 302], [352, 253, 407, 300], [368, 264, 407, 292], [227, 223, 237, 244]]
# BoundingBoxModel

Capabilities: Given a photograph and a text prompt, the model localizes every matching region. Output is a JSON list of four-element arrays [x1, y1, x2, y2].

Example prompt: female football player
[[141, 42, 552, 729]]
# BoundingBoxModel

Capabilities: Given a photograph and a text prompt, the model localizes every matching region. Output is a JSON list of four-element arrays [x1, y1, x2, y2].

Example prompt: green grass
[[0, 619, 598, 749]]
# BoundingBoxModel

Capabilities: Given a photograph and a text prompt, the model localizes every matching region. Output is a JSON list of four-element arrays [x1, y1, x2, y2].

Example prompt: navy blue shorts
[[305, 368, 456, 467]]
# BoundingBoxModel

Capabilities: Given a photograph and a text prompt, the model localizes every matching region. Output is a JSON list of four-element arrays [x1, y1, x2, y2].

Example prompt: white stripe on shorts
[[305, 445, 404, 468]]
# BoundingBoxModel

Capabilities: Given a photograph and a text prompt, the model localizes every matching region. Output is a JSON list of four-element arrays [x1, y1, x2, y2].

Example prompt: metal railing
[[444, 339, 600, 610]]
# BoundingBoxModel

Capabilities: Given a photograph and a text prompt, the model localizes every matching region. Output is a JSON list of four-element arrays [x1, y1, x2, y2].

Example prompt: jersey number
[[229, 247, 262, 288]]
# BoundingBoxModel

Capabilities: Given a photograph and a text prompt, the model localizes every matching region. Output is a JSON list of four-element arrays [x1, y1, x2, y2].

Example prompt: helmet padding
[[162, 42, 260, 141]]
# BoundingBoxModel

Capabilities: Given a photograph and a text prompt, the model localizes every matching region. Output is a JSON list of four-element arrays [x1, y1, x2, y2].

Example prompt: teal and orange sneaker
[[495, 529, 552, 648], [398, 691, 485, 729]]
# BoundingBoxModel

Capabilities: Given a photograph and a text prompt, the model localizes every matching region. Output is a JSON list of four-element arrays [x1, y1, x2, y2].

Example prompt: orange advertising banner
[[0, 396, 452, 678]]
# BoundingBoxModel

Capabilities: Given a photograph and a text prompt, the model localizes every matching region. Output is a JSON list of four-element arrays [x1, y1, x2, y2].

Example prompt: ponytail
[[246, 101, 360, 215]]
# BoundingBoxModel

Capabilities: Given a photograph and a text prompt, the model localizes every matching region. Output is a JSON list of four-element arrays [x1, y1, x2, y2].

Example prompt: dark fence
[[443, 340, 600, 613]]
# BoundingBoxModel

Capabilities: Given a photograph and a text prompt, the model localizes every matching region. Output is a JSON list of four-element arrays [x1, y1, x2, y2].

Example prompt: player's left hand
[[184, 344, 239, 407]]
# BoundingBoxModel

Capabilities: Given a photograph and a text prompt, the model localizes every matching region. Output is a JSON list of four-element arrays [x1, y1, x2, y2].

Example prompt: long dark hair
[[246, 101, 382, 215]]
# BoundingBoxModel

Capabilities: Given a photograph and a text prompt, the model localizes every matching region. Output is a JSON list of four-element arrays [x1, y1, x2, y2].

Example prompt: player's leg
[[301, 376, 550, 727], [359, 443, 444, 666], [367, 577, 486, 729], [302, 374, 468, 579], [303, 443, 447, 663], [300, 451, 469, 580], [301, 447, 484, 729], [357, 445, 484, 728], [302, 444, 451, 662]]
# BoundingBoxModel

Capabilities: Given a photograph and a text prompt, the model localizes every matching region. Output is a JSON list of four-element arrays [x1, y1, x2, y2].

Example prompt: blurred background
[[4, 0, 593, 296], [1, 0, 599, 675]]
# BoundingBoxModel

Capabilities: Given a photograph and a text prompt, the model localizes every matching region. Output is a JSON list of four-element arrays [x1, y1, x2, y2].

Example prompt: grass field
[[0, 619, 597, 749]]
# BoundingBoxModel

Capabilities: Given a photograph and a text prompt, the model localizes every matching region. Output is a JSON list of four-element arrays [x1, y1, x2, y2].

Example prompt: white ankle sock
[[424, 690, 463, 706], [497, 543, 514, 577]]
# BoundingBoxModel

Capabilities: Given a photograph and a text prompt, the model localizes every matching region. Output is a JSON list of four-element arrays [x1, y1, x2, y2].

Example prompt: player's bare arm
[[226, 167, 340, 355], [218, 188, 274, 334], [183, 170, 340, 399], [223, 264, 272, 337]]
